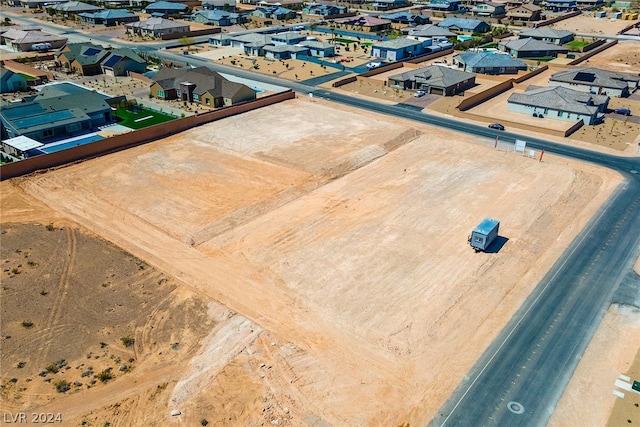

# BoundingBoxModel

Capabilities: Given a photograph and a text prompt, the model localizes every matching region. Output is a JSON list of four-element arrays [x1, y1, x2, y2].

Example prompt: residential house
[[471, 1, 506, 17], [381, 12, 431, 25], [499, 38, 568, 58], [78, 10, 140, 25], [144, 1, 189, 17], [270, 31, 307, 45], [549, 67, 640, 97], [100, 48, 147, 76], [251, 6, 297, 20], [51, 1, 103, 16], [372, 0, 410, 11], [507, 85, 608, 124], [149, 66, 256, 107], [203, 0, 237, 10], [334, 15, 392, 32], [0, 84, 115, 142], [388, 65, 476, 95], [518, 27, 573, 44], [300, 40, 335, 57], [576, 0, 603, 7], [0, 29, 67, 52], [252, 6, 297, 20], [125, 17, 190, 37], [506, 3, 542, 21], [1, 60, 54, 86], [0, 67, 29, 93], [371, 37, 433, 61], [190, 10, 247, 25], [453, 51, 527, 74], [424, 0, 463, 11], [544, 0, 577, 11], [438, 18, 491, 33], [302, 4, 347, 16], [403, 23, 456, 39], [55, 43, 110, 75], [263, 44, 308, 59]]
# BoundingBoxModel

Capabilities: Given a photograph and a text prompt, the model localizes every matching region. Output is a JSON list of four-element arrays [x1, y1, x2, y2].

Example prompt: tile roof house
[[270, 31, 307, 45], [388, 65, 476, 95], [372, 0, 410, 11], [0, 29, 68, 52], [518, 27, 573, 44], [371, 37, 433, 61], [438, 18, 491, 33], [302, 4, 348, 16], [1, 60, 54, 85], [402, 24, 456, 39], [55, 43, 110, 75], [499, 37, 568, 58], [51, 1, 103, 15], [549, 67, 640, 97], [380, 11, 431, 25], [0, 66, 29, 93], [0, 84, 115, 142], [78, 10, 140, 25], [250, 6, 297, 20], [471, 1, 506, 17], [507, 85, 608, 124], [125, 17, 190, 37], [144, 1, 189, 16], [190, 10, 247, 25], [545, 0, 577, 12], [424, 0, 463, 10], [203, 0, 237, 10], [334, 15, 392, 32], [453, 51, 527, 74], [506, 3, 542, 21], [149, 66, 256, 107], [100, 48, 147, 76]]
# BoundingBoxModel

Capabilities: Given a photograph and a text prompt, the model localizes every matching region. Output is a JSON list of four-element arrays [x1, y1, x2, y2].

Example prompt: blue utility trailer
[[469, 218, 500, 252]]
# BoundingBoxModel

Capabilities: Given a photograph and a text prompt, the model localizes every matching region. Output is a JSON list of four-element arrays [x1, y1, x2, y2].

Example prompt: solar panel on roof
[[83, 47, 101, 56], [14, 111, 75, 129], [102, 55, 122, 68]]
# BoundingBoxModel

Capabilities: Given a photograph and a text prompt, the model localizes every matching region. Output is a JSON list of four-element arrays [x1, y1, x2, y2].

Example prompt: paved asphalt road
[[8, 17, 640, 425]]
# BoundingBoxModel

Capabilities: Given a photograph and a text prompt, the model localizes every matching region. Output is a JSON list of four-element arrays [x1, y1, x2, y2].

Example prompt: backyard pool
[[38, 134, 104, 154]]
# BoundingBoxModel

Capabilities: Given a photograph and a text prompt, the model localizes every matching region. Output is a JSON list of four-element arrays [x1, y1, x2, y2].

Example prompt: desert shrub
[[120, 336, 134, 347], [21, 321, 33, 328], [54, 380, 70, 392], [97, 368, 113, 383]]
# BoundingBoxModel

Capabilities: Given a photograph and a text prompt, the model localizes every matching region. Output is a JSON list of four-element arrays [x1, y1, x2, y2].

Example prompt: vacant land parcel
[[2, 98, 621, 425]]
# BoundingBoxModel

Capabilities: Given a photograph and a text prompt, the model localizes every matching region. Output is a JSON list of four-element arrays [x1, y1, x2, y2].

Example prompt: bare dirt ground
[[549, 14, 640, 36], [548, 304, 640, 427], [580, 39, 640, 73], [1, 97, 627, 426]]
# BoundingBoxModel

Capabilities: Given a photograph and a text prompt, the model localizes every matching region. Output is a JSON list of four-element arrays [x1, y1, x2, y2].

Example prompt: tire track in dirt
[[33, 227, 77, 370]]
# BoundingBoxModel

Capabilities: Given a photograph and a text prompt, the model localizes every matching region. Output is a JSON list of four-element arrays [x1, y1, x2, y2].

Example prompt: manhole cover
[[507, 401, 525, 415]]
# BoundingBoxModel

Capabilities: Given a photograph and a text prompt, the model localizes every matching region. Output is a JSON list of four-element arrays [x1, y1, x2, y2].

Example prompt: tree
[[178, 35, 195, 52], [3, 17, 12, 26]]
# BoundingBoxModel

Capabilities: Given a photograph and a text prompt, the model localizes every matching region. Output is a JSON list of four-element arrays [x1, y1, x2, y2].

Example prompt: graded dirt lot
[[550, 14, 640, 36], [0, 98, 629, 426]]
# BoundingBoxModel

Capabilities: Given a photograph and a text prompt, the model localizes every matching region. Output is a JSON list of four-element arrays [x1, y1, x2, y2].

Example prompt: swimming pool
[[38, 134, 104, 154]]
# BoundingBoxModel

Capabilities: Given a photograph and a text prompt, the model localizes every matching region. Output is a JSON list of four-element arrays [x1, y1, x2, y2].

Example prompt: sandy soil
[[0, 97, 626, 426], [579, 39, 640, 73], [549, 14, 640, 36], [549, 304, 640, 427]]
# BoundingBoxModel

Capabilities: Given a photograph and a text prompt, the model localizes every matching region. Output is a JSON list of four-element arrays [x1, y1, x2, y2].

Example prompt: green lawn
[[115, 106, 177, 130], [566, 40, 589, 48], [334, 37, 358, 44]]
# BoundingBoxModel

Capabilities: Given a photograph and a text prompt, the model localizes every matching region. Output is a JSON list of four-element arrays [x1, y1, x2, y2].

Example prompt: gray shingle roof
[[501, 38, 569, 52], [389, 65, 475, 88], [518, 27, 573, 39], [454, 51, 527, 69], [126, 16, 189, 30], [374, 37, 425, 49], [549, 67, 640, 90], [405, 24, 455, 38], [508, 85, 608, 115], [152, 66, 252, 99], [438, 18, 487, 31]]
